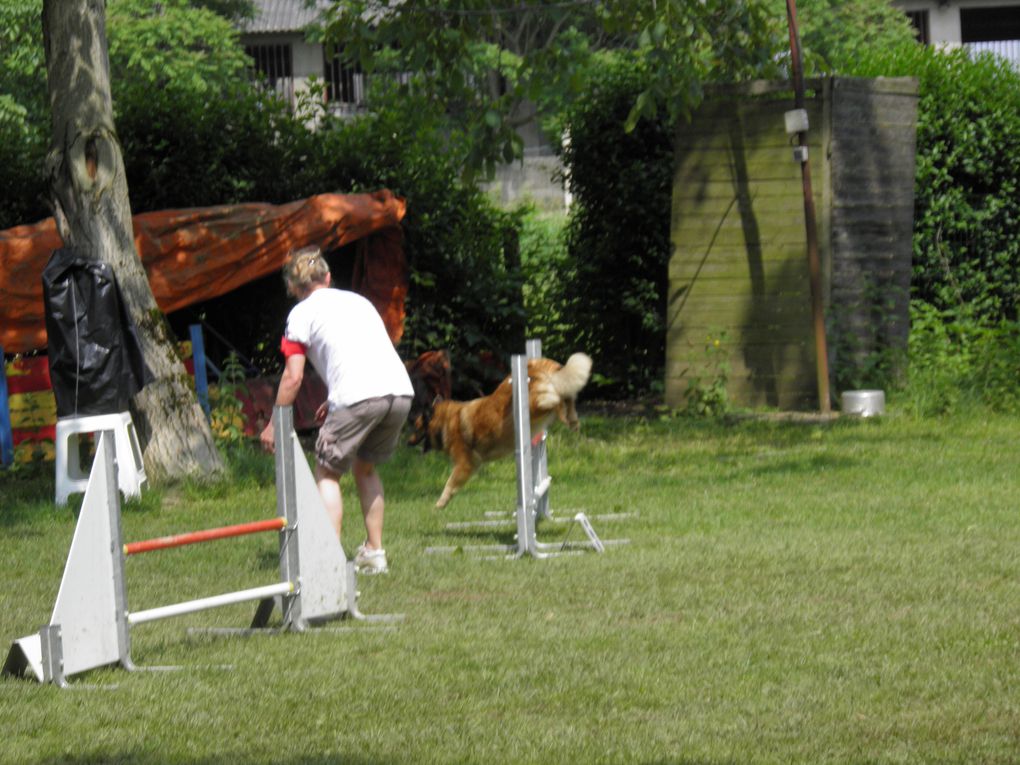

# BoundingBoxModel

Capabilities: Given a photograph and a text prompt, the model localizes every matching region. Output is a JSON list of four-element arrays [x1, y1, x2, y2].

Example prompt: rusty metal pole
[[786, 0, 831, 413]]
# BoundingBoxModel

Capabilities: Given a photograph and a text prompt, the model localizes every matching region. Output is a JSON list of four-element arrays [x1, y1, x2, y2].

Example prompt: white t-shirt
[[284, 287, 413, 409]]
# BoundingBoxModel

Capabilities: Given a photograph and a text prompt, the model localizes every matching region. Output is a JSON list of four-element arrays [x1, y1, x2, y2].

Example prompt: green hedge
[[128, 87, 526, 393], [3, 79, 526, 395], [847, 45, 1020, 412], [556, 57, 674, 398], [554, 43, 1020, 403], [311, 100, 526, 395], [904, 302, 1020, 416], [853, 45, 1020, 326]]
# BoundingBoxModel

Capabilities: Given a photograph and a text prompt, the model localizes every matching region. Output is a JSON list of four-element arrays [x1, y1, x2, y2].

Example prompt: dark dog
[[408, 353, 592, 508], [405, 349, 452, 424]]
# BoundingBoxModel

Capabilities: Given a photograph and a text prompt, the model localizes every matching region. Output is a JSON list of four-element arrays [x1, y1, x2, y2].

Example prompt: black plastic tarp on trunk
[[42, 248, 152, 417]]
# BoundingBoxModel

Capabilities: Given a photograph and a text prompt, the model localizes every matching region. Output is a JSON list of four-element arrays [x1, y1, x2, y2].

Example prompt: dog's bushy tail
[[550, 352, 592, 400]]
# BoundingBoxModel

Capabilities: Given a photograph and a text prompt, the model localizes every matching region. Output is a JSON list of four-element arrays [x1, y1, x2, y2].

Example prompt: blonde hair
[[283, 246, 330, 297]]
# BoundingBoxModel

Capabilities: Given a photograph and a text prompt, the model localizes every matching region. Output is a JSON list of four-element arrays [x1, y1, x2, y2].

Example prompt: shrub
[[208, 352, 249, 444], [0, 0, 49, 229], [158, 91, 529, 396], [313, 99, 527, 395], [1, 1, 528, 400], [116, 83, 318, 211], [852, 44, 1020, 326], [901, 301, 1020, 416], [0, 123, 48, 230], [519, 210, 574, 355], [558, 55, 674, 398]]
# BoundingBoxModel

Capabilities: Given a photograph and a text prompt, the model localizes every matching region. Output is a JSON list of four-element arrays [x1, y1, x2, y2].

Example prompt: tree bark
[[42, 0, 225, 482]]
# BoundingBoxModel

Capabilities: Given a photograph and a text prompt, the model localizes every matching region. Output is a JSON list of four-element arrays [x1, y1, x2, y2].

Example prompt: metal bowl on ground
[[841, 390, 885, 417]]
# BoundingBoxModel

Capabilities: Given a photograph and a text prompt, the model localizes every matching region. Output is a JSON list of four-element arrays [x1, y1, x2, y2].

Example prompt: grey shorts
[[315, 395, 412, 475]]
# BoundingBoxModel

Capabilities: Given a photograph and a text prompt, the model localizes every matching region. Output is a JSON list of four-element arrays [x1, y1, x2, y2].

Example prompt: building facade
[[892, 0, 1020, 66], [239, 0, 366, 116], [238, 0, 568, 211]]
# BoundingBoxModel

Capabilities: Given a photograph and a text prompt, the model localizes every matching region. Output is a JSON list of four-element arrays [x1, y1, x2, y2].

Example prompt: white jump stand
[[55, 412, 146, 505]]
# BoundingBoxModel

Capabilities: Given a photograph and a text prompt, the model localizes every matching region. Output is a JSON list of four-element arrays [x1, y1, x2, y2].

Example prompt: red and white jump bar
[[124, 517, 287, 556], [127, 581, 294, 626], [122, 517, 291, 625]]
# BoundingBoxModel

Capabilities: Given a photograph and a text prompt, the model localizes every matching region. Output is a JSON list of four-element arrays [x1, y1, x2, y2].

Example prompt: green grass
[[2, 410, 1020, 764]]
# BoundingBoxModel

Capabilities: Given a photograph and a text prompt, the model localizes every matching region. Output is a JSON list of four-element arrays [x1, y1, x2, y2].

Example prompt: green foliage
[[787, 0, 918, 75], [0, 120, 48, 229], [681, 330, 731, 418], [557, 56, 675, 398], [107, 0, 250, 96], [320, 0, 605, 179], [116, 83, 318, 211], [0, 0, 48, 228], [601, 0, 780, 131], [845, 44, 1020, 417], [543, 1, 884, 400], [901, 301, 1020, 417], [519, 210, 574, 351], [849, 44, 1020, 326], [142, 85, 531, 393], [208, 352, 249, 444], [106, 0, 317, 211], [311, 100, 528, 393], [556, 6, 1018, 402], [0, 0, 264, 228], [321, 1, 780, 177], [0, 0, 46, 129], [0, 0, 530, 394], [792, 15, 1020, 411]]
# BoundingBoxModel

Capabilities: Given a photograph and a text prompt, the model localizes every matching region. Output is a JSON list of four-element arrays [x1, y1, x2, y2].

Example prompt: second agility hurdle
[[3, 406, 389, 687]]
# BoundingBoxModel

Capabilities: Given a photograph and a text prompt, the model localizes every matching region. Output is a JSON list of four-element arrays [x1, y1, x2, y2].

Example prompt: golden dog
[[409, 353, 592, 508]]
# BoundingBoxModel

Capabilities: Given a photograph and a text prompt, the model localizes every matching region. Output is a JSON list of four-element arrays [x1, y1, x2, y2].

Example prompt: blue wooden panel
[[0, 345, 13, 467], [189, 325, 211, 420]]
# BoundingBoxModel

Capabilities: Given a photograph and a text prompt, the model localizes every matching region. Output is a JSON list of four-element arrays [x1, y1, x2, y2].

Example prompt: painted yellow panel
[[8, 391, 58, 428]]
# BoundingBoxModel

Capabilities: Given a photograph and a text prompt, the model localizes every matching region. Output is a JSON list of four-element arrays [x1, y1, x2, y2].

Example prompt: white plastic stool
[[55, 412, 147, 505]]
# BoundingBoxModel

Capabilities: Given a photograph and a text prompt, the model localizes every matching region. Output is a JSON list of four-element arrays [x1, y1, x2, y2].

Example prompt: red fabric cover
[[0, 191, 407, 354]]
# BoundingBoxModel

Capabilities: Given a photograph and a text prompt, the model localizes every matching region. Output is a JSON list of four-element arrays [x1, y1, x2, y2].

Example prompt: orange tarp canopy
[[0, 190, 407, 354]]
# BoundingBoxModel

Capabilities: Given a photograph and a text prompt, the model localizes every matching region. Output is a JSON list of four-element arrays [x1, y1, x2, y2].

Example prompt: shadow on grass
[[724, 452, 852, 482], [35, 751, 731, 765], [423, 525, 519, 549], [0, 460, 53, 499], [35, 755, 403, 765], [582, 410, 946, 447]]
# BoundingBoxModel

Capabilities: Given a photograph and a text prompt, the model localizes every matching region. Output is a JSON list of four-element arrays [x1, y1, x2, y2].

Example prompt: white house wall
[[244, 33, 323, 101], [893, 0, 1020, 44]]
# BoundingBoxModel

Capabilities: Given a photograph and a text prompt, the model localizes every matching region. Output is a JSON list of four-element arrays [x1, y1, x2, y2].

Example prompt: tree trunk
[[42, 0, 225, 482]]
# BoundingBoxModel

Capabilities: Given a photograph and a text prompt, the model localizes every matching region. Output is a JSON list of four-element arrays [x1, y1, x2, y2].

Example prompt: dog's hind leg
[[558, 398, 580, 429]]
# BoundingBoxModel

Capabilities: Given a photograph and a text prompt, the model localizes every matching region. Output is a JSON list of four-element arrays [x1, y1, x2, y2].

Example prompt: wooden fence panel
[[667, 77, 917, 411]]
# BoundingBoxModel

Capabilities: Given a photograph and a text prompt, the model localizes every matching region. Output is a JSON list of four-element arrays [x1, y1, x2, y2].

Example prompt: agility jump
[[428, 340, 630, 559], [2, 406, 385, 687]]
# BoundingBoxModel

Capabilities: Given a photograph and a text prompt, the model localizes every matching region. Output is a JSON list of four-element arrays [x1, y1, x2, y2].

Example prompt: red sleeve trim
[[280, 336, 307, 358]]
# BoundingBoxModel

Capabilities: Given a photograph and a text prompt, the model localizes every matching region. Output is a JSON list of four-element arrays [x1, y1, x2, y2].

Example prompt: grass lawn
[[2, 409, 1020, 764]]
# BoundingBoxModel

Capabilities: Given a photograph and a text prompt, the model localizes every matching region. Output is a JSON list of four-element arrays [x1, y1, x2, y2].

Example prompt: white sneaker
[[354, 544, 389, 575]]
